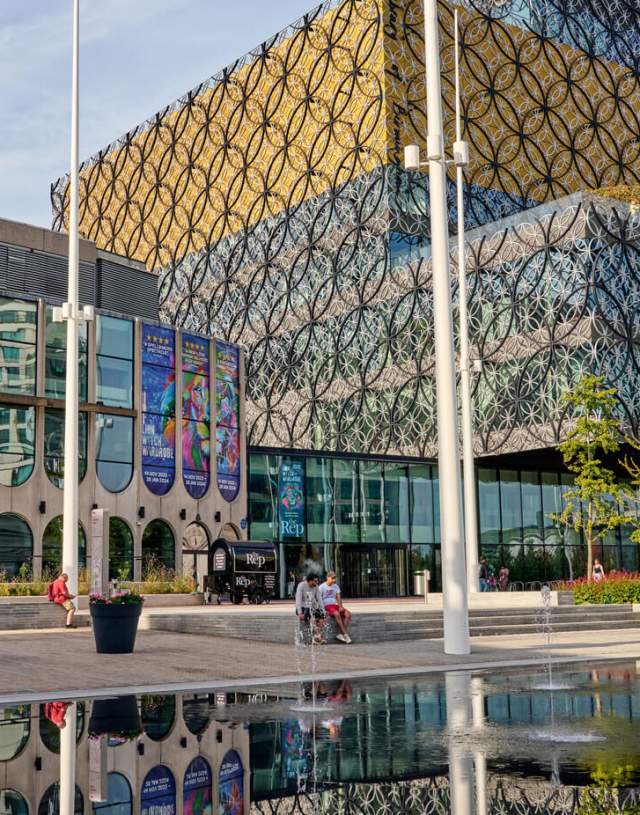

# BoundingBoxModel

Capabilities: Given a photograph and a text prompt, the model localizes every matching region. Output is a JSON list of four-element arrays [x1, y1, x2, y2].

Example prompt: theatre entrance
[[340, 546, 408, 597]]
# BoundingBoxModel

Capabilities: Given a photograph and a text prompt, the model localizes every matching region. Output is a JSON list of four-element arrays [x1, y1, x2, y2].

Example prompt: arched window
[[0, 515, 32, 578], [39, 703, 85, 754], [96, 414, 133, 493], [92, 773, 132, 815], [38, 783, 83, 815], [42, 518, 86, 576], [109, 518, 134, 580], [183, 694, 211, 735], [0, 790, 28, 815], [0, 405, 35, 487], [44, 410, 87, 488], [0, 296, 37, 396], [141, 521, 175, 572], [141, 695, 175, 741], [0, 705, 30, 760]]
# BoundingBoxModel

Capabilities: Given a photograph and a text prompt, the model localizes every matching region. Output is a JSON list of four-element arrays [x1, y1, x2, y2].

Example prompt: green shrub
[[573, 578, 640, 605]]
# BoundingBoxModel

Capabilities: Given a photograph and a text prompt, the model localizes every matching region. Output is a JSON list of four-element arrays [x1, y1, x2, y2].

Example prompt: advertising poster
[[182, 333, 210, 374], [182, 333, 210, 498], [278, 459, 305, 539], [141, 766, 176, 815], [183, 757, 212, 815], [215, 341, 241, 503], [142, 325, 176, 496], [218, 751, 243, 815]]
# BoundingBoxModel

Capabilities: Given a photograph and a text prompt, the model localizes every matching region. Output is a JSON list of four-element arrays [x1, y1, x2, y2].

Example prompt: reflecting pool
[[2, 661, 640, 814]]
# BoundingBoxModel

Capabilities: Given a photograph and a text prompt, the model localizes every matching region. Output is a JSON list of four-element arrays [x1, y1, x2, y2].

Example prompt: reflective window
[[96, 315, 133, 408], [44, 409, 87, 488], [0, 297, 37, 396], [42, 517, 87, 576], [96, 414, 133, 492], [39, 702, 85, 754], [109, 518, 134, 580], [141, 695, 175, 741], [409, 464, 433, 544], [183, 695, 211, 735], [521, 471, 542, 541], [44, 306, 88, 400], [38, 783, 83, 815], [182, 333, 210, 498], [500, 470, 522, 547], [541, 472, 562, 545], [92, 773, 132, 815], [478, 468, 500, 547], [141, 521, 175, 571], [384, 463, 410, 544], [0, 514, 32, 578], [248, 454, 277, 541], [333, 459, 359, 542], [0, 405, 35, 486], [306, 457, 333, 544], [0, 705, 30, 760], [360, 460, 384, 544], [141, 325, 176, 495], [0, 790, 28, 815]]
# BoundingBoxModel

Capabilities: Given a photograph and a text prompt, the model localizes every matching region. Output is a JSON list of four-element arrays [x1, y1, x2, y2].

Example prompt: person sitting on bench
[[319, 571, 352, 644]]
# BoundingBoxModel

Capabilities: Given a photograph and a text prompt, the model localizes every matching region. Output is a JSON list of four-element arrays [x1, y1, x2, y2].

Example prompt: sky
[[0, 0, 319, 228]]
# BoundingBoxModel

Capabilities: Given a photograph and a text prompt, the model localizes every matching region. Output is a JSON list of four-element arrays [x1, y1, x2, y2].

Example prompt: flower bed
[[553, 572, 640, 604]]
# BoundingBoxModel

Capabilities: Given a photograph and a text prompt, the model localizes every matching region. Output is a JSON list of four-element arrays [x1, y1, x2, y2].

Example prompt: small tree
[[552, 375, 632, 579]]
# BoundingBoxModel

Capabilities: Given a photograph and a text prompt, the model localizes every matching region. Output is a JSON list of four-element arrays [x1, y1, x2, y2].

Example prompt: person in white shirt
[[318, 571, 353, 644], [294, 574, 325, 644]]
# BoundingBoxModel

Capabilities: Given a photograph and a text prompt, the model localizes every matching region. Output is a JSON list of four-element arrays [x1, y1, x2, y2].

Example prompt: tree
[[552, 375, 632, 579]]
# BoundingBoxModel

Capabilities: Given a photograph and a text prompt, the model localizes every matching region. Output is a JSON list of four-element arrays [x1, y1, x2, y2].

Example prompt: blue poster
[[218, 751, 243, 815], [143, 365, 175, 415], [142, 325, 176, 496], [182, 334, 210, 498], [142, 325, 175, 367], [279, 459, 305, 539], [184, 757, 212, 815], [216, 341, 241, 504], [141, 765, 176, 815]]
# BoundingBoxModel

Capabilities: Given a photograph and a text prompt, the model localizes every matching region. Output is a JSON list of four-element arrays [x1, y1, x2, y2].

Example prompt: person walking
[[478, 558, 489, 592], [592, 559, 605, 583], [319, 571, 353, 644], [48, 572, 77, 628], [498, 565, 510, 592], [294, 574, 325, 644]]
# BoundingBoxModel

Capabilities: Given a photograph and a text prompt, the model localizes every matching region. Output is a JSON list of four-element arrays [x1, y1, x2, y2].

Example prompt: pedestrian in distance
[[319, 571, 353, 643], [294, 574, 326, 644], [592, 558, 605, 583], [478, 558, 489, 592], [47, 572, 77, 628], [498, 564, 510, 592]]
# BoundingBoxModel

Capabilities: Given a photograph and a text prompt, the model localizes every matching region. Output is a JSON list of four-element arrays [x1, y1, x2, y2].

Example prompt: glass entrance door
[[340, 547, 407, 597]]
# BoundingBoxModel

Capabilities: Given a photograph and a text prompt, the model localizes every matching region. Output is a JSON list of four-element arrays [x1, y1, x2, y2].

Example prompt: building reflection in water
[[1, 663, 640, 814]]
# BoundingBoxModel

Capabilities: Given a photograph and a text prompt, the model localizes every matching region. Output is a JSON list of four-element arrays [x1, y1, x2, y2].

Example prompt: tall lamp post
[[53, 0, 93, 599], [404, 0, 470, 654]]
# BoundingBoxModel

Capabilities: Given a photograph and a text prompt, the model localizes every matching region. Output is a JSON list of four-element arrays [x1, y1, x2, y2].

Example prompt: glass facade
[[44, 409, 87, 488], [0, 405, 35, 487], [96, 315, 133, 409], [0, 514, 32, 578], [96, 414, 134, 493], [109, 517, 134, 580], [0, 297, 36, 396], [44, 306, 88, 400], [41, 517, 87, 575], [141, 521, 175, 571]]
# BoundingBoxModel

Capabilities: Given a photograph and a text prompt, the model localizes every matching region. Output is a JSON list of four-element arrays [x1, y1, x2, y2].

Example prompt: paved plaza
[[1, 625, 639, 704]]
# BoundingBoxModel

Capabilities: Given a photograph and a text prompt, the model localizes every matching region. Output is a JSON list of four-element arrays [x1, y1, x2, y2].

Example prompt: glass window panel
[[360, 460, 384, 544], [45, 307, 88, 400], [93, 773, 132, 815], [0, 342, 36, 395], [409, 464, 433, 545], [141, 695, 175, 741], [109, 518, 134, 580], [38, 783, 83, 815], [622, 546, 639, 572], [141, 520, 175, 570], [96, 316, 133, 360], [44, 409, 87, 488], [97, 461, 133, 494], [248, 454, 277, 541], [0, 706, 30, 761], [97, 357, 133, 408], [42, 517, 86, 575], [478, 468, 500, 546], [0, 298, 37, 343], [521, 471, 542, 541], [500, 470, 522, 547], [333, 459, 359, 543], [306, 457, 333, 544], [384, 463, 410, 544], [560, 473, 582, 547], [39, 703, 85, 754], [0, 405, 34, 487], [96, 414, 133, 493], [0, 514, 33, 578], [541, 472, 562, 545]]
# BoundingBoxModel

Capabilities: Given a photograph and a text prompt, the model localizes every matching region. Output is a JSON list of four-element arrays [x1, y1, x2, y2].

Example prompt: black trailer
[[204, 538, 278, 604]]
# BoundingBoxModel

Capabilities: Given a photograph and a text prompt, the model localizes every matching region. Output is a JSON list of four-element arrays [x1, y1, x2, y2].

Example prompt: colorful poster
[[218, 751, 243, 815], [141, 765, 176, 815], [182, 333, 210, 498], [215, 341, 241, 503], [184, 757, 212, 815], [279, 459, 305, 539], [142, 325, 176, 496]]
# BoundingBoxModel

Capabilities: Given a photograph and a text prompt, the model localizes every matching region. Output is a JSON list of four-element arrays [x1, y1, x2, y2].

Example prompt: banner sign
[[215, 341, 241, 502], [184, 757, 212, 815], [141, 325, 176, 496], [279, 459, 305, 539], [141, 766, 176, 815], [182, 333, 210, 498], [218, 751, 243, 815]]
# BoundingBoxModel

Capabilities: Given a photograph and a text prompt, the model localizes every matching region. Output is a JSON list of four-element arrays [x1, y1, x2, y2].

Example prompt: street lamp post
[[405, 0, 470, 654]]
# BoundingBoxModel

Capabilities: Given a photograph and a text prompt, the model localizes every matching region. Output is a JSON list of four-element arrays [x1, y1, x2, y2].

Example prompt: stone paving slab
[[1, 626, 639, 703]]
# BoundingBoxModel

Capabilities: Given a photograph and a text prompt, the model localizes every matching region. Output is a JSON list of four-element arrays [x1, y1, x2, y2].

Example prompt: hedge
[[555, 573, 640, 604]]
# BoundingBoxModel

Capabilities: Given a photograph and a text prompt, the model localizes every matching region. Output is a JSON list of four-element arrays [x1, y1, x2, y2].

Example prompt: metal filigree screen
[[51, 0, 640, 457]]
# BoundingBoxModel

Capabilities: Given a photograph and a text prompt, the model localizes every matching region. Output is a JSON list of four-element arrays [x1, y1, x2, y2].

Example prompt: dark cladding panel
[[96, 258, 158, 320]]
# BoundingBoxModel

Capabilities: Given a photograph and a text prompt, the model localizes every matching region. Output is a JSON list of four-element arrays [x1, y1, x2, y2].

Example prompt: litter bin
[[413, 570, 430, 602]]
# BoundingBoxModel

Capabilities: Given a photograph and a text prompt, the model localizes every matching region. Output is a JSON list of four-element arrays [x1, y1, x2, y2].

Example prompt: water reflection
[[2, 662, 640, 814]]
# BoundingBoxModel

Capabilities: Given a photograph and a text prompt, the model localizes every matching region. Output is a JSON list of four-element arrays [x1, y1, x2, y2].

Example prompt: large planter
[[90, 602, 142, 654], [89, 695, 141, 736]]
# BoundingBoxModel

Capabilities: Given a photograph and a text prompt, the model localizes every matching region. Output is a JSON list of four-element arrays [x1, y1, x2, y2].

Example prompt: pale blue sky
[[0, 0, 318, 228]]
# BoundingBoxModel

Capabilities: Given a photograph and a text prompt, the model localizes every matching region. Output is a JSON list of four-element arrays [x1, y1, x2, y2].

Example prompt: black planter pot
[[90, 602, 142, 654], [89, 695, 141, 736]]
